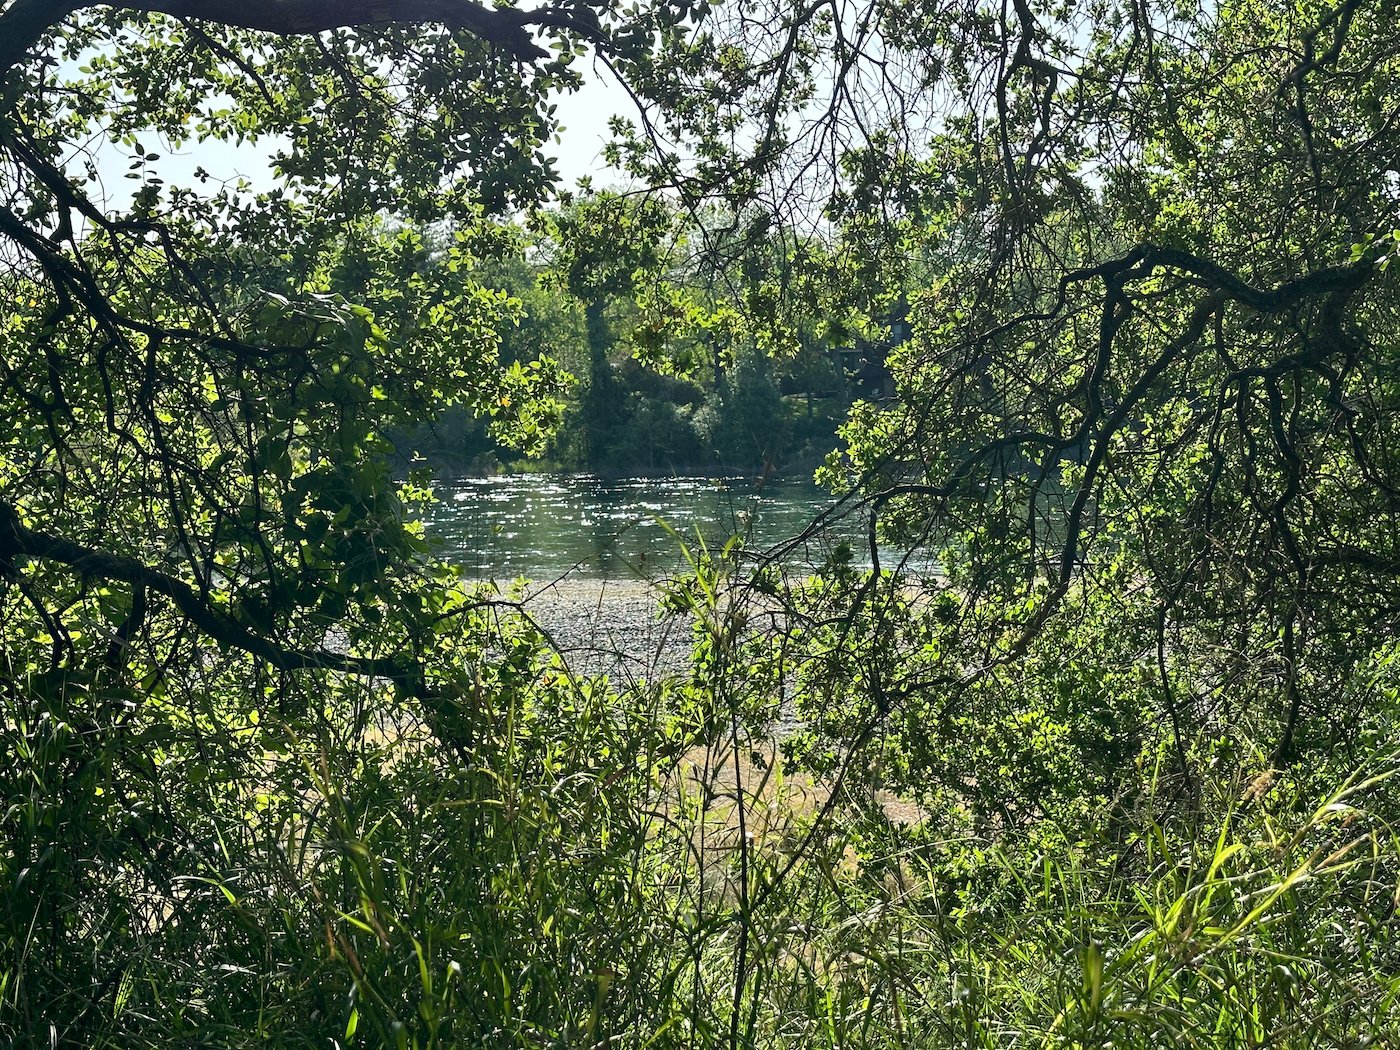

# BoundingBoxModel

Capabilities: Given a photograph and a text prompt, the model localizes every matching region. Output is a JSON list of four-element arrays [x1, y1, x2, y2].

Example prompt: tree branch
[[0, 499, 424, 696], [0, 0, 612, 80]]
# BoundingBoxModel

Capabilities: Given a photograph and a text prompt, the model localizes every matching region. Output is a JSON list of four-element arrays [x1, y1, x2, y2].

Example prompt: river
[[423, 473, 859, 583], [421, 473, 897, 678]]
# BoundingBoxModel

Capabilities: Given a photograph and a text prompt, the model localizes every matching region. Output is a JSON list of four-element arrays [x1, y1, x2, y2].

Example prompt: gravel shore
[[516, 577, 695, 681]]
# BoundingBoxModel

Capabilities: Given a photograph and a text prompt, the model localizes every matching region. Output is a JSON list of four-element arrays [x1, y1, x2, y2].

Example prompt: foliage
[[6, 0, 1400, 1046], [768, 0, 1400, 784]]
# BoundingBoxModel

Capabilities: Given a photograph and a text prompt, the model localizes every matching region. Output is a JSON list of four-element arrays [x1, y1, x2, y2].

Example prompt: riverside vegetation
[[3, 0, 1400, 1047]]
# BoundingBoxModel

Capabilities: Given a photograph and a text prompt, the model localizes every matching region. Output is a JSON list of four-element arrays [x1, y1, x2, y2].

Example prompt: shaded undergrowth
[[4, 567, 1400, 1048]]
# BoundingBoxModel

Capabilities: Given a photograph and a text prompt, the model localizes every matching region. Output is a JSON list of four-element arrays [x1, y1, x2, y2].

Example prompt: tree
[[544, 191, 675, 463], [573, 0, 1400, 807], [0, 0, 652, 701], [672, 0, 1400, 802]]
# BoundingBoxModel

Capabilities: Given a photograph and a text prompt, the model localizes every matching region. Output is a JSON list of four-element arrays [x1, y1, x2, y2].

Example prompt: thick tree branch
[[115, 0, 549, 56], [0, 0, 611, 80], [0, 499, 424, 696], [0, 1, 84, 85], [979, 244, 1375, 351]]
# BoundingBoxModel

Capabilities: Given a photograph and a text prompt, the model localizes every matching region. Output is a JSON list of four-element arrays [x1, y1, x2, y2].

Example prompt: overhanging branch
[[114, 0, 549, 57], [0, 0, 611, 80], [0, 500, 424, 696]]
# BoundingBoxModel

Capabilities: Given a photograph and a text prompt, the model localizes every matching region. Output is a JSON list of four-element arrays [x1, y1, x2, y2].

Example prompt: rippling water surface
[[423, 473, 861, 581]]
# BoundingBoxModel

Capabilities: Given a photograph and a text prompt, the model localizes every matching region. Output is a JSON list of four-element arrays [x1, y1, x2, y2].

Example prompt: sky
[[547, 59, 634, 188]]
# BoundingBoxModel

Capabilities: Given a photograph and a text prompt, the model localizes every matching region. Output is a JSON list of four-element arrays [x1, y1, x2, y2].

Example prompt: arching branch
[[0, 0, 614, 80], [0, 500, 425, 696]]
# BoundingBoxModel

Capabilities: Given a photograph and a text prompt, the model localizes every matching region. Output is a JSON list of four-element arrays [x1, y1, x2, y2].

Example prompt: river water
[[423, 473, 861, 582]]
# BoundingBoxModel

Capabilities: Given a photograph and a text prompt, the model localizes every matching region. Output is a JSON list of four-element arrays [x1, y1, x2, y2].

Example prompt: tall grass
[[4, 578, 1400, 1047]]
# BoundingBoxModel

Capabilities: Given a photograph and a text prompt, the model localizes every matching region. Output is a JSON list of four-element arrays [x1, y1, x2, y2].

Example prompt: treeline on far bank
[[393, 195, 902, 478]]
